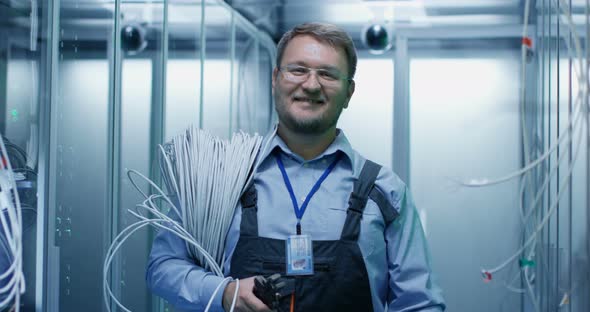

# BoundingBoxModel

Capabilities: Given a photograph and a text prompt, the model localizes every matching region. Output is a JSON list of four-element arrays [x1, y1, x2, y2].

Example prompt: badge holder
[[286, 234, 314, 276]]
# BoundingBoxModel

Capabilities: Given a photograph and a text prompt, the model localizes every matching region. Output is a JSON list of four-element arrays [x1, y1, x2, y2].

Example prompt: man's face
[[272, 35, 355, 135]]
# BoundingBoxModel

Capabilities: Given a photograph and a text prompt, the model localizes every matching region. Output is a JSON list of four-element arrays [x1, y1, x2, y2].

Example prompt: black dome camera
[[362, 24, 392, 54], [121, 23, 147, 55]]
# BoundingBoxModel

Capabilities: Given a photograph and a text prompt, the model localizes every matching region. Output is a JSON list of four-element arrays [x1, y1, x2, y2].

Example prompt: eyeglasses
[[278, 65, 351, 87]]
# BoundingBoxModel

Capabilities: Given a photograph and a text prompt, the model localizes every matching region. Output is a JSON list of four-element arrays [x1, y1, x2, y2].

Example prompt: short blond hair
[[276, 22, 358, 79]]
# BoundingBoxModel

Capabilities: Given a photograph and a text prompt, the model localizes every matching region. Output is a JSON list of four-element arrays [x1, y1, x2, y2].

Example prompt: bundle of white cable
[[162, 127, 262, 269], [103, 127, 263, 312], [0, 135, 25, 312]]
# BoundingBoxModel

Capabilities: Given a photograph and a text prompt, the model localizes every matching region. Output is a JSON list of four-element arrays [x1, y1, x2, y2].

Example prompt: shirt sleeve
[[386, 185, 446, 311], [145, 208, 230, 312]]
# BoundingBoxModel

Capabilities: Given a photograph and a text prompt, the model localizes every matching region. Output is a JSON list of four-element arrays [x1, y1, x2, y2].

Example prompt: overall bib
[[230, 160, 384, 312]]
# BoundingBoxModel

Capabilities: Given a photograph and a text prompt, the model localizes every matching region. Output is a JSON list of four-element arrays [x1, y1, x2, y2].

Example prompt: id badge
[[286, 234, 314, 276]]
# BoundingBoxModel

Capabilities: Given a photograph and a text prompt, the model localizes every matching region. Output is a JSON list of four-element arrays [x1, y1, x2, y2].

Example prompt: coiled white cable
[[160, 128, 262, 269], [103, 128, 263, 311], [0, 135, 25, 312]]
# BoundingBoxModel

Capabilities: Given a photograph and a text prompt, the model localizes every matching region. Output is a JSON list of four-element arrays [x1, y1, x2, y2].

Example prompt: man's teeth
[[295, 98, 325, 104]]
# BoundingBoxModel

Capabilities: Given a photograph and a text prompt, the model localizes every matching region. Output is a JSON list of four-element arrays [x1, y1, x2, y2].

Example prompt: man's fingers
[[243, 294, 272, 312], [224, 276, 273, 312]]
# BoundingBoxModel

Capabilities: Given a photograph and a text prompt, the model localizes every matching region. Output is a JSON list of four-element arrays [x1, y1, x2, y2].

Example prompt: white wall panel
[[410, 55, 522, 312]]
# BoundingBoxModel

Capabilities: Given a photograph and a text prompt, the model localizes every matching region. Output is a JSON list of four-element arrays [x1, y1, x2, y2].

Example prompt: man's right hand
[[222, 276, 273, 312]]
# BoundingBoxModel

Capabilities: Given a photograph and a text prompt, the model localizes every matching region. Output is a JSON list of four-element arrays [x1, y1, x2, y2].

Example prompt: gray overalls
[[230, 159, 397, 312]]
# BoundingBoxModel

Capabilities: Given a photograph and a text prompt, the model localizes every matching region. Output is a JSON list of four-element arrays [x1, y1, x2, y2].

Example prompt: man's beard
[[275, 98, 343, 135]]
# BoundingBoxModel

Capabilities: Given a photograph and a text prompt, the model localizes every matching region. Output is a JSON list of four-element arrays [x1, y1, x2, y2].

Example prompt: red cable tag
[[522, 37, 533, 48], [481, 271, 492, 283]]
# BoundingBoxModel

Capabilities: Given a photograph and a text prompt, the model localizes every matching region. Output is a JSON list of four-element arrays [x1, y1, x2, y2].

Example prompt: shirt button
[[322, 159, 327, 164], [303, 163, 309, 168], [301, 196, 306, 202]]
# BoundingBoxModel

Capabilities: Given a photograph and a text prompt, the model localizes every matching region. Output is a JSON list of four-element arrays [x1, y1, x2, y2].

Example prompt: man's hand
[[222, 276, 272, 312]]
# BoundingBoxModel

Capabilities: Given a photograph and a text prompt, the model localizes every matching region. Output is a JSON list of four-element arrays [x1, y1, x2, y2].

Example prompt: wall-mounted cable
[[450, 0, 589, 310]]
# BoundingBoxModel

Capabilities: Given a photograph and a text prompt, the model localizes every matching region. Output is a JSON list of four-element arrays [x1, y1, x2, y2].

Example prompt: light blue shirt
[[146, 127, 446, 311]]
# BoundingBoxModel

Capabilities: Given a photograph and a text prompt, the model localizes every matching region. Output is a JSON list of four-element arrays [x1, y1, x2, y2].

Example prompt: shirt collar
[[257, 124, 355, 166]]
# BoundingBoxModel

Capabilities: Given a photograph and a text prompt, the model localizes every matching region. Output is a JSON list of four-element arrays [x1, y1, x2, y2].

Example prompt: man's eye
[[319, 71, 338, 80], [289, 67, 308, 75]]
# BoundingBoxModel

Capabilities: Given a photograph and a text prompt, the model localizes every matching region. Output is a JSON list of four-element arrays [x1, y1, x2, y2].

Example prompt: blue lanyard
[[275, 151, 342, 235]]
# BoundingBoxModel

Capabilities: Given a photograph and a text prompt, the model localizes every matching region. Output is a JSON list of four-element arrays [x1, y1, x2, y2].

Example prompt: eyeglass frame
[[277, 64, 353, 86]]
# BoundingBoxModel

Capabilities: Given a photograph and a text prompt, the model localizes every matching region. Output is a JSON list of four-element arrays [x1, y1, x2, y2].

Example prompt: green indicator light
[[519, 259, 536, 267]]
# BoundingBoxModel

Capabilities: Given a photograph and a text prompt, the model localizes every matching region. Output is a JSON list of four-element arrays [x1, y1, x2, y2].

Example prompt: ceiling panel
[[229, 0, 526, 42], [1, 0, 529, 44]]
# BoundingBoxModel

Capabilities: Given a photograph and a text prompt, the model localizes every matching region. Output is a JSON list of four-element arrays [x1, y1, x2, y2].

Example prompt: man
[[147, 22, 445, 312]]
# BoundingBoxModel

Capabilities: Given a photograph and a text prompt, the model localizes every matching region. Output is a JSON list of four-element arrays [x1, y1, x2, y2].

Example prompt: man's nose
[[301, 71, 322, 91]]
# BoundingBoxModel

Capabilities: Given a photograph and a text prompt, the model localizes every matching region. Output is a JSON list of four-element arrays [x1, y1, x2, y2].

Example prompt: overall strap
[[239, 183, 259, 237], [341, 160, 382, 241], [369, 187, 398, 225]]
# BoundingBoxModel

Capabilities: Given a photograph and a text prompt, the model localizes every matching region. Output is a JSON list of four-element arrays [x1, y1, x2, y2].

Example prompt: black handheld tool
[[252, 273, 288, 311]]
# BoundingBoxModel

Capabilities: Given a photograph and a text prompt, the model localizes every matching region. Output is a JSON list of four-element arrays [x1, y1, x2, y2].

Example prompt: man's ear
[[343, 80, 355, 109], [272, 67, 279, 90]]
